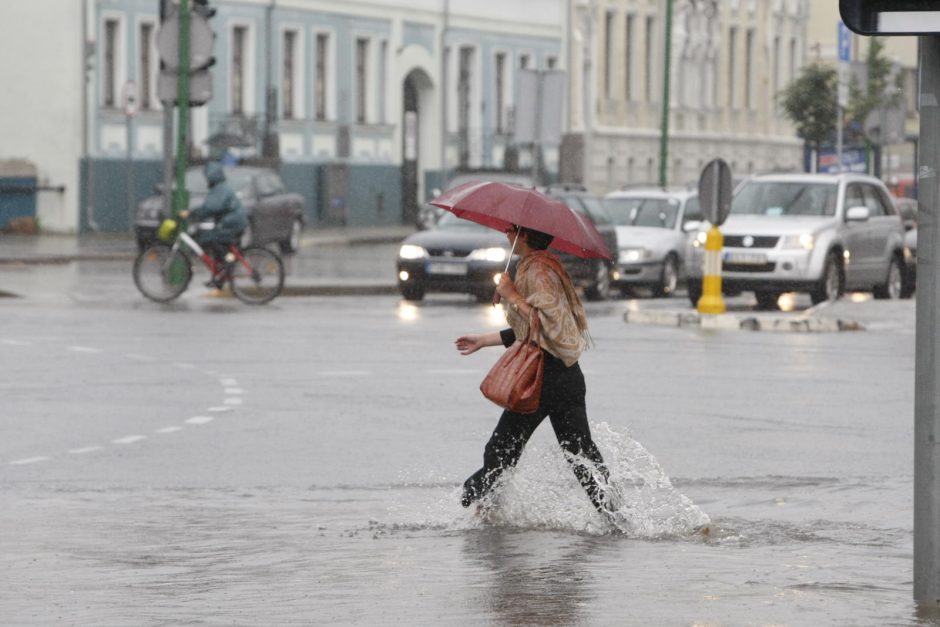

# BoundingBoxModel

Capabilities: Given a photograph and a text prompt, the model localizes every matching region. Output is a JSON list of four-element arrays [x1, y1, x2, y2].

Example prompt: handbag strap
[[524, 307, 541, 344]]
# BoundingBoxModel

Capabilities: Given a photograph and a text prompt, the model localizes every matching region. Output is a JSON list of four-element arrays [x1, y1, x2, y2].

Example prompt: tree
[[847, 37, 902, 138], [779, 63, 838, 171]]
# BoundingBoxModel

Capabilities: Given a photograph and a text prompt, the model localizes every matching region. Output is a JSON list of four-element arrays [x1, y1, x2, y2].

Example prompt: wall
[[0, 0, 85, 233]]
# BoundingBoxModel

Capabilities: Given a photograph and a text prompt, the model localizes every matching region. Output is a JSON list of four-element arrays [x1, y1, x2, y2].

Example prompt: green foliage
[[778, 63, 838, 149], [847, 37, 903, 145]]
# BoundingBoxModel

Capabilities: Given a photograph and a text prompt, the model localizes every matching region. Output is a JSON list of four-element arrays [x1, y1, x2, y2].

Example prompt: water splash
[[455, 421, 711, 538]]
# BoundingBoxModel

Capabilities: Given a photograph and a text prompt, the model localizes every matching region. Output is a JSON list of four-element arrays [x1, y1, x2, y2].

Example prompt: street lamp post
[[658, 0, 673, 188]]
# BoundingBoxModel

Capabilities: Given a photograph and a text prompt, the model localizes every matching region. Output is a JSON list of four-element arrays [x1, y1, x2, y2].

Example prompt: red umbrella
[[429, 181, 612, 260]]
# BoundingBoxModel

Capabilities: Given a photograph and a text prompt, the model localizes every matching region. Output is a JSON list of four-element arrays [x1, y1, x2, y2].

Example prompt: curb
[[623, 309, 864, 332], [0, 254, 135, 265]]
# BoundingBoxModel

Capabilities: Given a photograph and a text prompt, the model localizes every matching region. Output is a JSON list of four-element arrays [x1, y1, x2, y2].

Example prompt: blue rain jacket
[[190, 162, 248, 242]]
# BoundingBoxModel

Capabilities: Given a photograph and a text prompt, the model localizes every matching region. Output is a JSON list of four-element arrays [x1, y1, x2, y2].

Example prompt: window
[[745, 29, 754, 110], [789, 37, 797, 82], [772, 36, 781, 95], [458, 46, 474, 167], [645, 16, 655, 102], [727, 27, 737, 109], [139, 22, 154, 109], [315, 33, 329, 120], [625, 14, 634, 100], [356, 37, 369, 124], [495, 52, 506, 133], [104, 19, 119, 108], [862, 186, 888, 216], [232, 26, 247, 114], [282, 30, 296, 119], [604, 10, 614, 99], [378, 40, 388, 123], [519, 54, 530, 70], [546, 56, 557, 69]]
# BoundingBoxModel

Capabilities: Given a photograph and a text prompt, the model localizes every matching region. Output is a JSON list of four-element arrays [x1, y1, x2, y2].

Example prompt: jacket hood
[[204, 162, 226, 186]]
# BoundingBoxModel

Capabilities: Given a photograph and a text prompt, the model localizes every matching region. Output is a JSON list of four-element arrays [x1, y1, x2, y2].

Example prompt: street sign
[[157, 11, 214, 70], [157, 70, 212, 106], [838, 21, 852, 62], [122, 80, 139, 117], [841, 0, 940, 35], [698, 158, 733, 226]]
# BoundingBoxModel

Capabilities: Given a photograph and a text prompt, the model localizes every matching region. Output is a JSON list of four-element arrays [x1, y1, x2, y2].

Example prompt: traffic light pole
[[171, 0, 191, 217], [915, 34, 940, 607]]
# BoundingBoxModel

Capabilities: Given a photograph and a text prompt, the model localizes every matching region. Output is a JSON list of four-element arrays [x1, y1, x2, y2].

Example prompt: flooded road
[[0, 276, 924, 625]]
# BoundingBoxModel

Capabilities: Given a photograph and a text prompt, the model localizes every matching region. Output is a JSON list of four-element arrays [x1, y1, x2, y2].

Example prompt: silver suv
[[686, 173, 909, 309]]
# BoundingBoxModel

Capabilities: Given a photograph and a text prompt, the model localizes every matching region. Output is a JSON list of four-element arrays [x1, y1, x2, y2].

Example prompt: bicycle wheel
[[132, 243, 192, 303], [229, 246, 284, 304]]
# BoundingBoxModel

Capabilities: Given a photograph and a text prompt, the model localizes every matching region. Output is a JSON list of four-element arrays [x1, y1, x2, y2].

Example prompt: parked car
[[397, 211, 517, 302], [603, 188, 702, 297], [685, 173, 910, 309], [417, 171, 535, 230], [135, 165, 305, 253], [541, 184, 618, 301]]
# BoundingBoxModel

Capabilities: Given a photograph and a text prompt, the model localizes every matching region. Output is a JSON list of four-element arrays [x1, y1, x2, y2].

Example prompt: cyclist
[[179, 161, 248, 287]]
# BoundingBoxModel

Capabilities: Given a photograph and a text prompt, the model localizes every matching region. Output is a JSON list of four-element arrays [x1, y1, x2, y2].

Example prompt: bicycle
[[133, 218, 285, 305]]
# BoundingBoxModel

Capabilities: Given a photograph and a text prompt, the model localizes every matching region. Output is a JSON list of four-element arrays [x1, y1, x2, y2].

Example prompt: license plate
[[723, 251, 767, 265], [426, 261, 467, 276]]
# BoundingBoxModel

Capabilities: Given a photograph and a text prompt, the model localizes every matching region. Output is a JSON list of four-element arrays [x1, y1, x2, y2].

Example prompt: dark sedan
[[397, 212, 517, 302], [135, 165, 305, 253]]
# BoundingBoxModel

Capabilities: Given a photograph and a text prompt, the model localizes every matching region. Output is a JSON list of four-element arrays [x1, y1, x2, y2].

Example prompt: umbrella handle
[[493, 231, 520, 307]]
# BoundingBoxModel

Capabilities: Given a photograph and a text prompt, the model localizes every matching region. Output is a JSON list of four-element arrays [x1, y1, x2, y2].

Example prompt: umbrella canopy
[[429, 181, 612, 260]]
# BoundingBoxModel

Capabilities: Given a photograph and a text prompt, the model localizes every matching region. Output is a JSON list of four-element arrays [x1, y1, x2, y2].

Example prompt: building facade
[[0, 0, 564, 233], [562, 0, 809, 193]]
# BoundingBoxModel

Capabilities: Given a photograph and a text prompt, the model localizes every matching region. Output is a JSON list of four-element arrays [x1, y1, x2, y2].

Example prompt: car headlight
[[780, 233, 815, 250], [691, 231, 707, 248], [618, 247, 651, 263], [468, 247, 508, 262], [399, 244, 428, 259]]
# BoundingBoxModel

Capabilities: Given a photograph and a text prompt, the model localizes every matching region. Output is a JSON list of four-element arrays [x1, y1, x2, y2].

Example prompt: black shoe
[[205, 276, 224, 289]]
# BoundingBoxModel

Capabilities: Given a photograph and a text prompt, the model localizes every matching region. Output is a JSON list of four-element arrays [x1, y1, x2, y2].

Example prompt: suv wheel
[[584, 261, 612, 301], [810, 253, 843, 305], [873, 256, 903, 300], [653, 254, 679, 298], [401, 283, 425, 301]]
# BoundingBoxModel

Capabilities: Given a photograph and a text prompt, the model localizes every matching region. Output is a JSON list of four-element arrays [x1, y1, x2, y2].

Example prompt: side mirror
[[845, 206, 870, 222], [682, 220, 702, 233]]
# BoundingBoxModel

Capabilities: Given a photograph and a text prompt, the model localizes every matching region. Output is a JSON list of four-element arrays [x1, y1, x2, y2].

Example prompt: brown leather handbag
[[480, 309, 545, 414]]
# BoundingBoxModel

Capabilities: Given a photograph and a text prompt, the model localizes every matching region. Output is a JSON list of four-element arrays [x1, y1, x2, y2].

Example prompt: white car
[[686, 173, 910, 309], [603, 188, 702, 297]]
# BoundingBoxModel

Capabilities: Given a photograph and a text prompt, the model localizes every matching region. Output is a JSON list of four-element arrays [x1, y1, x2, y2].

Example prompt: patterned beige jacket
[[505, 251, 590, 367]]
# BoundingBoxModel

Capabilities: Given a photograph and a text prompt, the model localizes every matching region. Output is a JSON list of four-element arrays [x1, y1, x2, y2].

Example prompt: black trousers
[[463, 351, 610, 512]]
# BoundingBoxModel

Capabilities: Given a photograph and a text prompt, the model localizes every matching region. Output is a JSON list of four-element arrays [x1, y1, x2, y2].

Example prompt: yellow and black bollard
[[697, 225, 726, 314]]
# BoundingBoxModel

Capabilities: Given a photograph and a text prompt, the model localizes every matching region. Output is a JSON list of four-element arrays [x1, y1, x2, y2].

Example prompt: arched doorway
[[402, 69, 433, 226]]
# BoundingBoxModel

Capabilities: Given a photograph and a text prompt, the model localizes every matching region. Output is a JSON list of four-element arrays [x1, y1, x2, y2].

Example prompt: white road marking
[[223, 397, 243, 406], [68, 346, 101, 354], [185, 416, 214, 425], [207, 406, 233, 412], [154, 426, 183, 434], [224, 387, 244, 395], [318, 370, 370, 377], [9, 456, 49, 465], [2, 339, 31, 346], [112, 435, 147, 445], [219, 378, 238, 386], [68, 446, 103, 455]]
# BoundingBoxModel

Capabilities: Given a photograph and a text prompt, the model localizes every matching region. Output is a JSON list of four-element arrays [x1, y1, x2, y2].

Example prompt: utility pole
[[658, 0, 673, 188], [171, 0, 191, 217]]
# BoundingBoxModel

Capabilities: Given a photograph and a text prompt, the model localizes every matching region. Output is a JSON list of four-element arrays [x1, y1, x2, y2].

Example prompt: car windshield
[[603, 197, 679, 229], [435, 212, 491, 232], [183, 168, 254, 195], [732, 181, 838, 217]]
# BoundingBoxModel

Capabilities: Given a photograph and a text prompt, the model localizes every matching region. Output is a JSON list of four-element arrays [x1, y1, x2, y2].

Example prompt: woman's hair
[[520, 226, 553, 250]]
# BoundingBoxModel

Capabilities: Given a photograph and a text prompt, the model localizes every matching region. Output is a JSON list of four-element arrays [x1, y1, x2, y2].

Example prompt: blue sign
[[838, 21, 852, 62]]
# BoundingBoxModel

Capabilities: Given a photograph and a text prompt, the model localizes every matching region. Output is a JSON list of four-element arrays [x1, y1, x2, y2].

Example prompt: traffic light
[[156, 0, 216, 106], [840, 0, 940, 35]]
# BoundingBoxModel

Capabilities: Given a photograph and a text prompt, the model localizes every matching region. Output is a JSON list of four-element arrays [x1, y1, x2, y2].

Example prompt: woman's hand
[[455, 335, 485, 355], [496, 273, 520, 305]]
